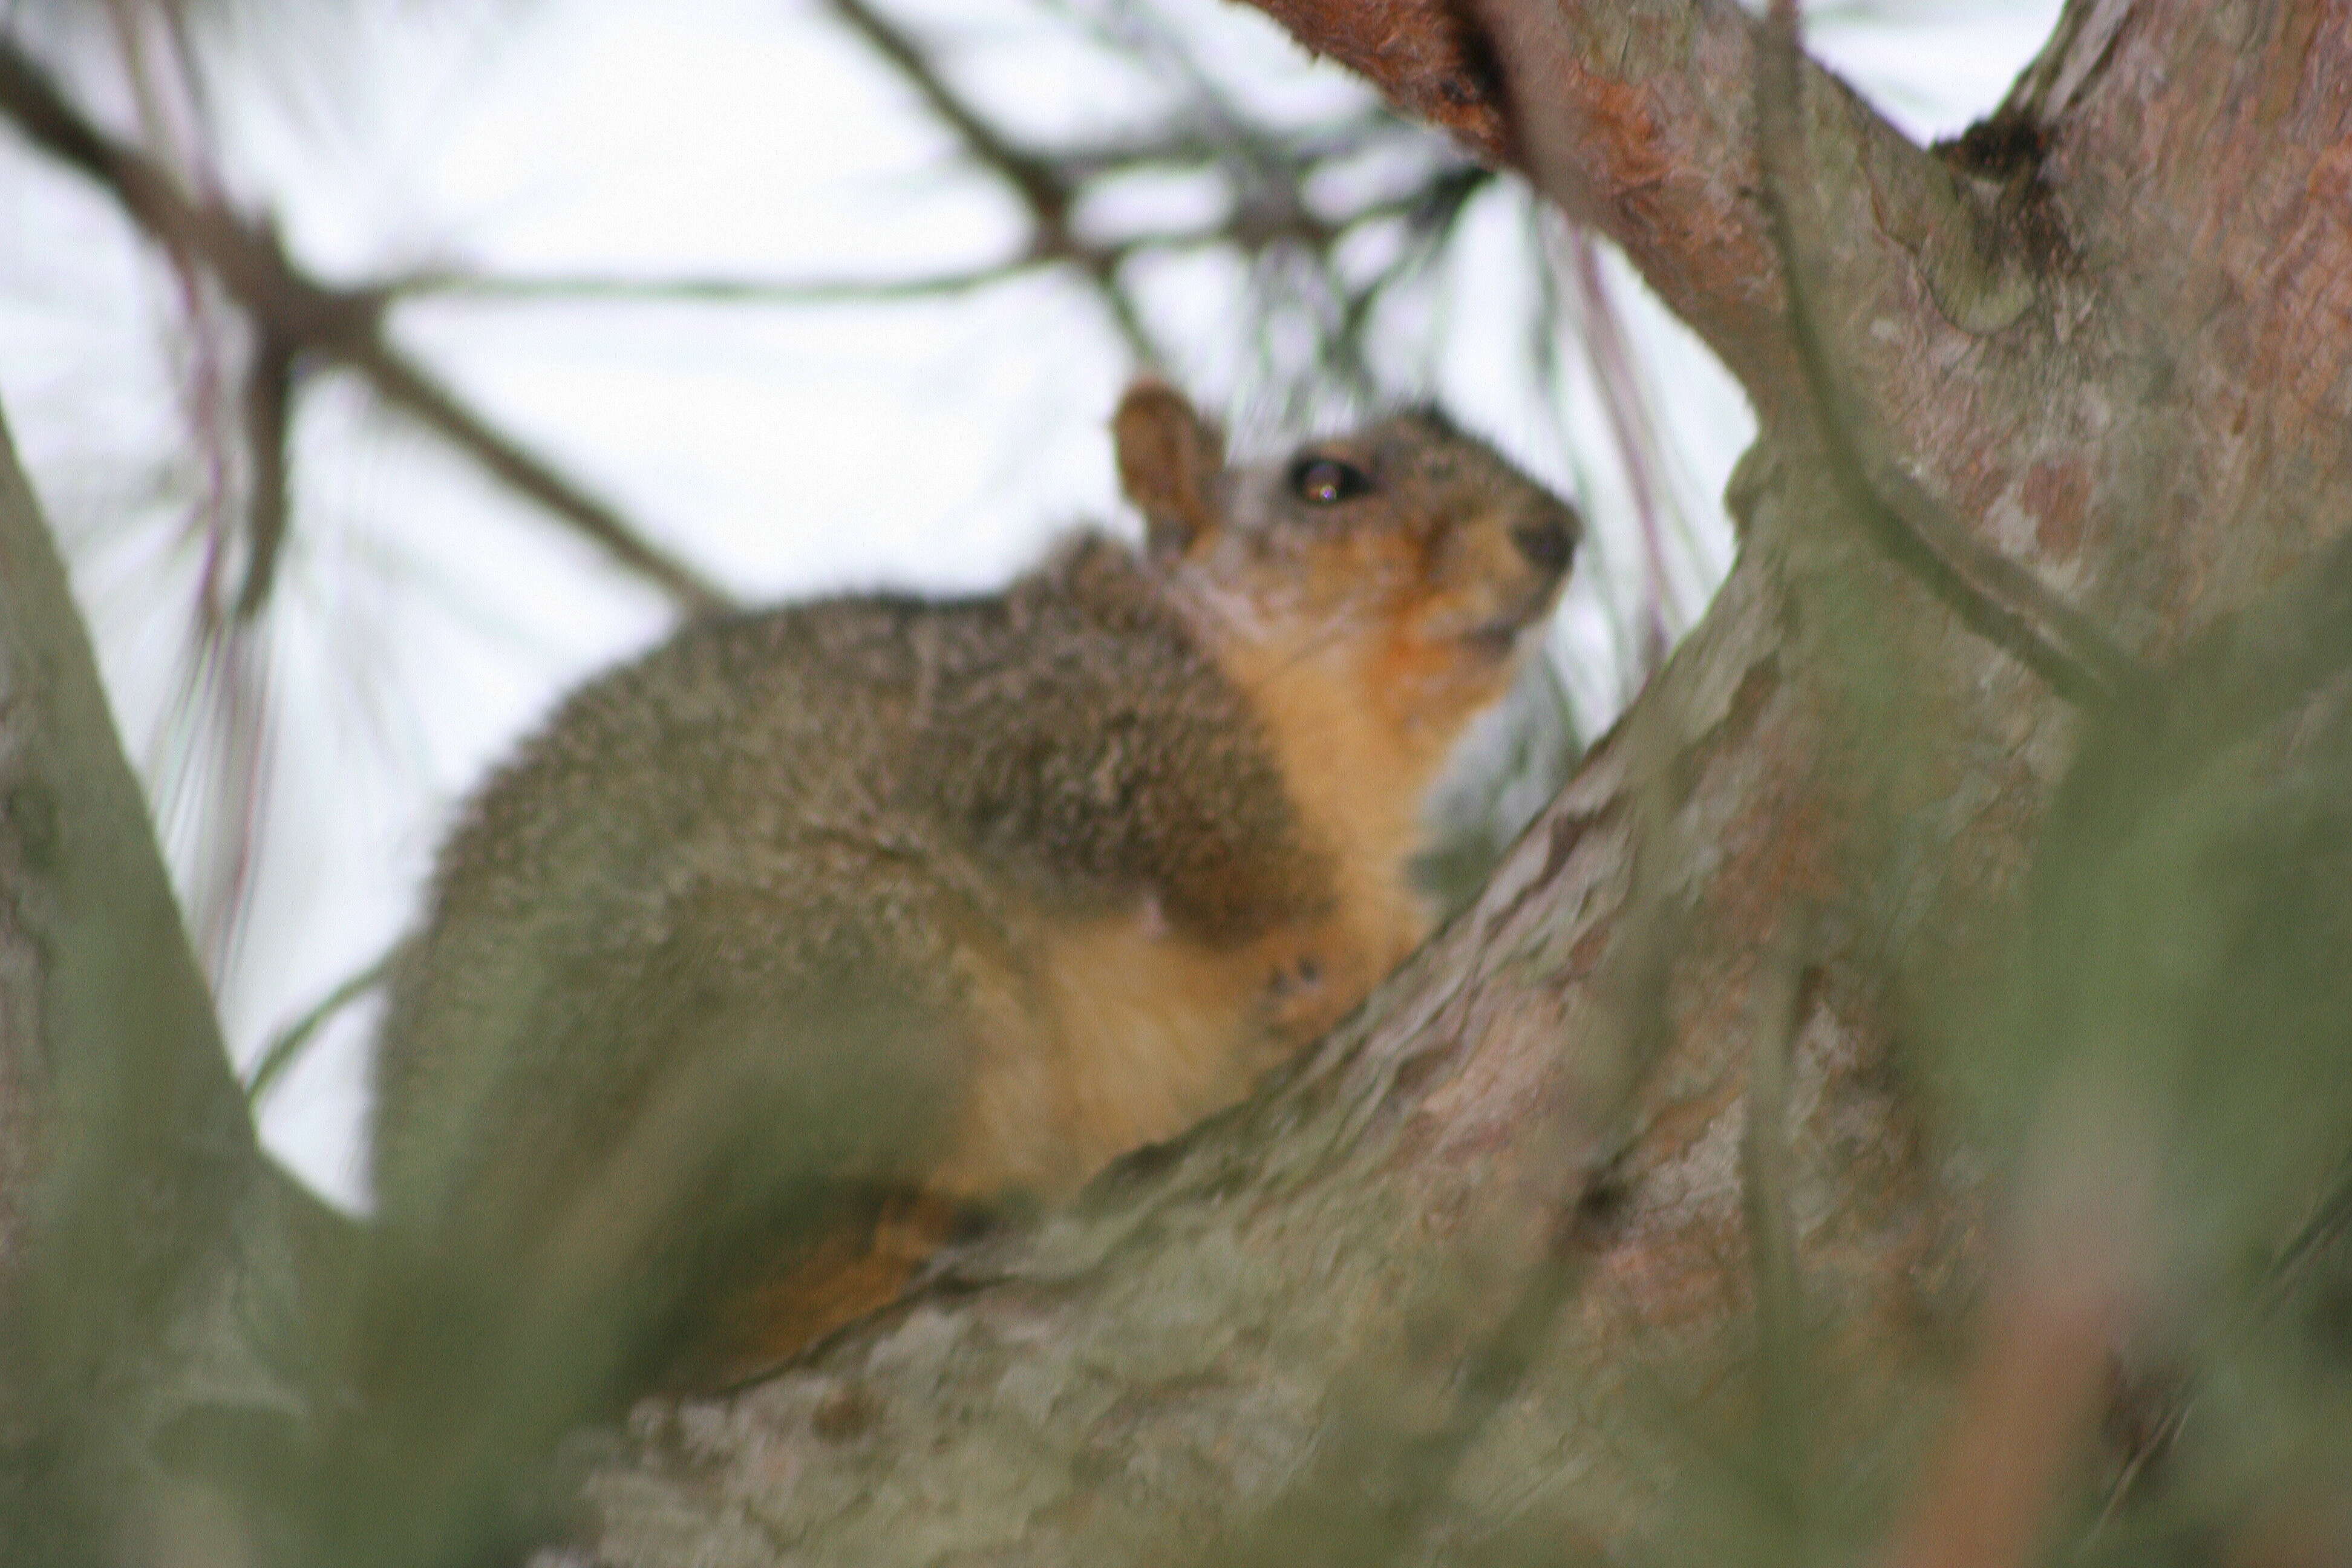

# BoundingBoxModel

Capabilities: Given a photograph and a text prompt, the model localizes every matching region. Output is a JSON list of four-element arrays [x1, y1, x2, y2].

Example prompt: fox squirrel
[[347, 381, 1576, 1557]]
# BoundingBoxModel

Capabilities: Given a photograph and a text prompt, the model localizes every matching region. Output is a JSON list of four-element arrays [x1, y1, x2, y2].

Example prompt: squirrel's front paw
[[1261, 952, 1336, 1041]]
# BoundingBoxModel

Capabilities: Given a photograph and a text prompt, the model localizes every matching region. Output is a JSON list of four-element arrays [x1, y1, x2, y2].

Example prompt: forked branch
[[1749, 0, 2145, 712], [0, 34, 730, 616]]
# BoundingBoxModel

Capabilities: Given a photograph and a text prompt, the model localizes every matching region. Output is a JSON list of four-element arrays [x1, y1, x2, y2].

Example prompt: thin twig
[[1051, 0, 1317, 229], [0, 33, 730, 615], [823, 0, 1067, 224], [399, 261, 1036, 304], [408, 161, 1468, 310], [235, 335, 293, 618], [350, 341, 725, 612], [246, 949, 398, 1108], [817, 0, 1160, 362]]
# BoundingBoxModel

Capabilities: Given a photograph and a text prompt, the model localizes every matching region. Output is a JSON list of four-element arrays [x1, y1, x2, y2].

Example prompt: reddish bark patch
[[810, 1383, 881, 1443], [1667, 655, 1780, 810], [2023, 459, 2091, 560], [1244, 0, 1511, 162], [1562, 921, 1614, 984], [1567, 67, 1674, 209]]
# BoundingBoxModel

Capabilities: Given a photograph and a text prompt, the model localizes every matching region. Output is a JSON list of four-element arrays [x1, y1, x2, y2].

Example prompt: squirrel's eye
[[1289, 456, 1371, 506]]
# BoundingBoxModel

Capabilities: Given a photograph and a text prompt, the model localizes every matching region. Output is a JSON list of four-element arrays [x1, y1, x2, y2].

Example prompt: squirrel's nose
[[1510, 516, 1574, 575]]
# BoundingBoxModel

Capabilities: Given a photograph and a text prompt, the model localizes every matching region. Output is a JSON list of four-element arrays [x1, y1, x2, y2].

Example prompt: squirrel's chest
[[918, 642, 1447, 1203], [925, 893, 1420, 1200]]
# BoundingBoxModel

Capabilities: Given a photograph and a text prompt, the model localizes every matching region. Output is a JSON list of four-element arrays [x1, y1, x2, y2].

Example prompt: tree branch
[[348, 341, 726, 613], [1229, 0, 1791, 393], [398, 164, 1483, 310], [399, 262, 1041, 305], [0, 33, 731, 616], [1194, 0, 1510, 166], [0, 393, 348, 1560], [1750, 0, 2146, 711], [818, 0, 1161, 363], [1235, 0, 2041, 423], [234, 335, 295, 619]]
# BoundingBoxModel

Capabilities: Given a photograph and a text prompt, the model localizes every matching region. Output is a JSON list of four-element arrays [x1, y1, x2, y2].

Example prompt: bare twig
[[1047, 0, 1321, 232], [817, 0, 1160, 362], [393, 15, 1485, 404], [246, 949, 397, 1109], [401, 155, 1472, 310], [399, 261, 1035, 305], [348, 341, 723, 610], [823, 0, 1065, 223], [99, 7, 293, 998], [0, 33, 730, 615], [235, 335, 293, 619]]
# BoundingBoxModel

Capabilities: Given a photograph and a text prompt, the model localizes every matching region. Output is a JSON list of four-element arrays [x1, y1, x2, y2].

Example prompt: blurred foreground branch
[[0, 395, 354, 1566]]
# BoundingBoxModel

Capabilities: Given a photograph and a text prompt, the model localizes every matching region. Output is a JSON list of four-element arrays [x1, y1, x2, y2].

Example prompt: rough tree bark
[[2, 0, 2349, 1563]]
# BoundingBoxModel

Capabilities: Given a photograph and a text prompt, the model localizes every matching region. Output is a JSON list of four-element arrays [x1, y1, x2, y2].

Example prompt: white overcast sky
[[0, 0, 2061, 1207]]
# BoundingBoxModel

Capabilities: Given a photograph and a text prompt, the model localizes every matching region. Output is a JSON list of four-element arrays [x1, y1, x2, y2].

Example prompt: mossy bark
[[0, 408, 353, 1565]]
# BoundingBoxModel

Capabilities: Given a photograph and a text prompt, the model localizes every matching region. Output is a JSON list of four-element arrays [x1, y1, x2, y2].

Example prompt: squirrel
[[340, 381, 1577, 1561]]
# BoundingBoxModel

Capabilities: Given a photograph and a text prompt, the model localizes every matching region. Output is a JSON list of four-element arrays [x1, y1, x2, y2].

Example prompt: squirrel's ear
[[1114, 380, 1226, 560]]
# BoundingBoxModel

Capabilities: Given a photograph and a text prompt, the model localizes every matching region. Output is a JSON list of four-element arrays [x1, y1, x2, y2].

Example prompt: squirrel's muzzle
[[1511, 515, 1575, 576]]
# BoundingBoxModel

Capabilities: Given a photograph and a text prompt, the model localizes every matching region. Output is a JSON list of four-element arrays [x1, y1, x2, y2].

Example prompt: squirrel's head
[[1114, 380, 1580, 762]]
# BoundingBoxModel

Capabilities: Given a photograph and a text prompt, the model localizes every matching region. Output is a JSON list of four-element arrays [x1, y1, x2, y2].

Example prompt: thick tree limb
[[1210, 0, 1511, 166], [1242, 0, 2060, 434], [1749, 0, 2145, 711]]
